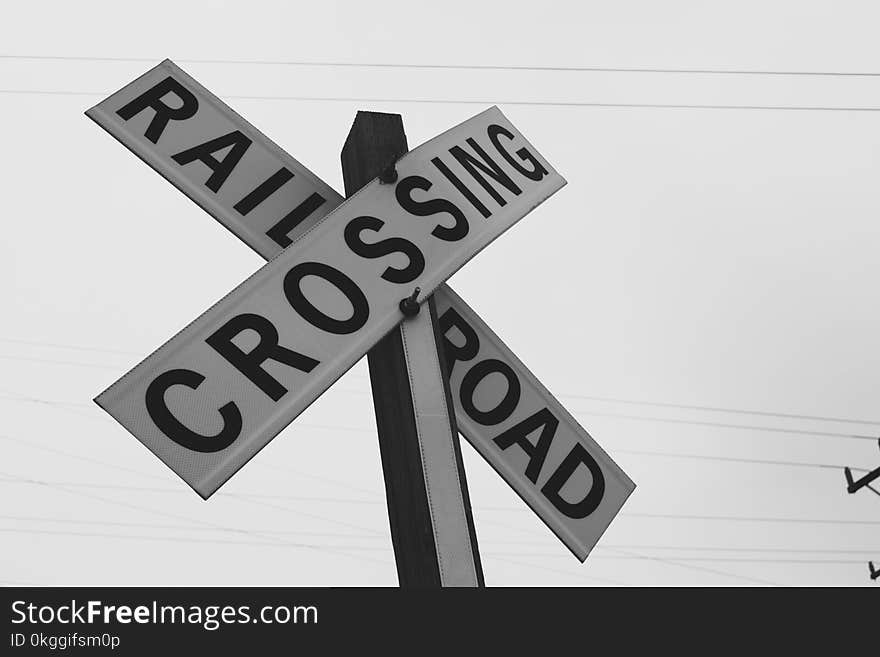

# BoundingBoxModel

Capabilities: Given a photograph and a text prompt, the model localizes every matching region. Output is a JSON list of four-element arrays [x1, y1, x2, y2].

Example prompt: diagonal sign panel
[[94, 100, 566, 500], [434, 287, 634, 560], [89, 61, 634, 560], [86, 60, 342, 257]]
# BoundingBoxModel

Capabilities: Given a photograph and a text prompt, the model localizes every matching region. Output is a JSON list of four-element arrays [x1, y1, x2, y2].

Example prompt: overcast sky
[[1, 0, 879, 586]]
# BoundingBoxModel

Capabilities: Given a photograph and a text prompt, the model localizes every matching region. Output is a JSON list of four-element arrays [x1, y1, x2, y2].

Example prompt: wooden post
[[341, 111, 484, 587]]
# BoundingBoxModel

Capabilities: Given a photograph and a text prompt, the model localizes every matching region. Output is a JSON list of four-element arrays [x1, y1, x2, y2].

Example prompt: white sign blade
[[434, 287, 635, 561], [94, 104, 565, 498], [86, 59, 342, 259]]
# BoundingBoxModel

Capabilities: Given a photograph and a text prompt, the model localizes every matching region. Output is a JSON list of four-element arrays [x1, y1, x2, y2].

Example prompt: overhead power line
[[486, 555, 626, 586], [563, 393, 880, 427], [3, 392, 875, 475], [601, 544, 877, 555], [493, 552, 864, 565], [613, 448, 866, 471], [3, 515, 871, 555], [4, 336, 879, 428], [577, 410, 878, 442], [1, 470, 874, 527], [0, 434, 165, 483], [2, 88, 880, 113], [600, 545, 777, 585], [0, 336, 141, 357], [3, 383, 878, 447], [0, 447, 863, 505], [0, 513, 379, 539], [2, 53, 879, 78], [624, 512, 880, 526], [0, 525, 840, 582], [0, 470, 388, 566], [0, 526, 388, 551], [4, 395, 873, 472], [0, 353, 121, 370]]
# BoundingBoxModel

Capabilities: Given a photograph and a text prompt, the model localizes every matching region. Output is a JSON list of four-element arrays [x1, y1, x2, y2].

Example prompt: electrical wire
[[0, 336, 142, 357], [3, 384, 877, 449], [0, 470, 389, 566], [623, 512, 880, 526], [0, 458, 870, 529], [560, 393, 880, 427], [0, 353, 121, 370], [3, 515, 872, 555], [0, 526, 389, 551], [2, 405, 870, 481], [0, 513, 381, 539], [2, 88, 880, 113], [2, 54, 880, 77], [612, 448, 866, 472], [599, 546, 777, 586], [485, 555, 625, 585], [600, 544, 878, 555], [576, 410, 878, 442], [577, 555, 863, 565], [3, 338, 880, 428], [3, 389, 872, 494]]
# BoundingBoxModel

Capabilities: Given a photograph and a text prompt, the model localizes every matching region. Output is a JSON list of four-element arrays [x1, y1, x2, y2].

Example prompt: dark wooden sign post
[[341, 112, 484, 587]]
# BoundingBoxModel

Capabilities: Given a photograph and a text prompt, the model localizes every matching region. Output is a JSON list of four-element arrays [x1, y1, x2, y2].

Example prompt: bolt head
[[399, 297, 420, 317], [379, 165, 398, 184]]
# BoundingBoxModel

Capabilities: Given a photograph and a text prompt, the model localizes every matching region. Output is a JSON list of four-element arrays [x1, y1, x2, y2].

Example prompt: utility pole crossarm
[[844, 438, 880, 494]]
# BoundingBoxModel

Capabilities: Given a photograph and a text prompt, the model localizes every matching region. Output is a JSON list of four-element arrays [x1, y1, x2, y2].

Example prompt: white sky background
[[1, 0, 879, 586]]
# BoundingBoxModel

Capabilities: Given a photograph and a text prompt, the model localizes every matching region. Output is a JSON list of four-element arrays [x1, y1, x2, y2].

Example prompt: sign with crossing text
[[94, 100, 565, 499]]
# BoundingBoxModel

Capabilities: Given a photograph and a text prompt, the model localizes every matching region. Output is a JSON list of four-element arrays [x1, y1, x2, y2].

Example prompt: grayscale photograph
[[0, 1, 876, 651]]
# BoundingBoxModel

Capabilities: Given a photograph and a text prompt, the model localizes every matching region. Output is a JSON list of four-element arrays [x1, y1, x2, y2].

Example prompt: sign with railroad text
[[86, 60, 341, 258], [435, 287, 634, 560]]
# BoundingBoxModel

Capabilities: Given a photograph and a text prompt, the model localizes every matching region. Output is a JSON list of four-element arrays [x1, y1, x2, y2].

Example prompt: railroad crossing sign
[[87, 60, 635, 579]]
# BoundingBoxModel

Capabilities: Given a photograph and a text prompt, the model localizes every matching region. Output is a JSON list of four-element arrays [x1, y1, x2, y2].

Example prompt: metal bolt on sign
[[86, 60, 636, 586]]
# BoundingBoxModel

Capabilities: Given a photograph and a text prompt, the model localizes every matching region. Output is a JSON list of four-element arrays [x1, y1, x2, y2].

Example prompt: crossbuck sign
[[88, 60, 635, 567]]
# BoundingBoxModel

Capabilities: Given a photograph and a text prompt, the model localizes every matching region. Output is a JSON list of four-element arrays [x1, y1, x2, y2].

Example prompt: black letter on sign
[[284, 262, 369, 335], [265, 193, 327, 248], [116, 76, 198, 144], [344, 215, 424, 284], [145, 368, 242, 453], [541, 444, 606, 519], [493, 407, 558, 484], [396, 174, 469, 242], [171, 130, 252, 193], [431, 156, 490, 219], [460, 358, 520, 426], [438, 306, 480, 374], [449, 138, 522, 208], [488, 124, 548, 182], [234, 167, 294, 216], [206, 313, 320, 402]]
